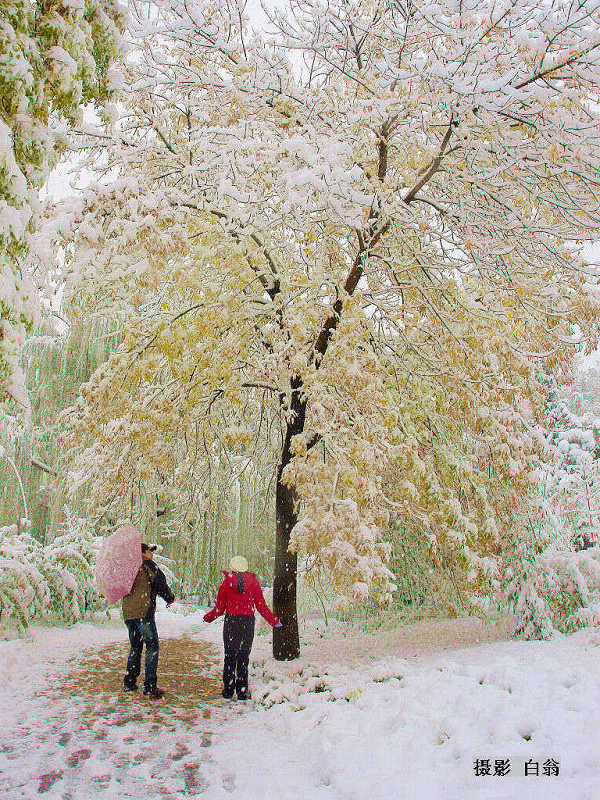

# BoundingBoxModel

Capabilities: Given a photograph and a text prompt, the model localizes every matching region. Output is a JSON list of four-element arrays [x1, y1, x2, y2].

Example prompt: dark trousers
[[223, 614, 255, 697], [124, 617, 159, 691]]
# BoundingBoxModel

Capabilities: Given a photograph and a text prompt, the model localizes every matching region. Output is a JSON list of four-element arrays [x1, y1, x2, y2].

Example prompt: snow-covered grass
[[1, 608, 599, 799]]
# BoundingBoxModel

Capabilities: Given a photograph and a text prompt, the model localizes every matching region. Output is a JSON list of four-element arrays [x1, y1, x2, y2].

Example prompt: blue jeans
[[124, 618, 159, 691]]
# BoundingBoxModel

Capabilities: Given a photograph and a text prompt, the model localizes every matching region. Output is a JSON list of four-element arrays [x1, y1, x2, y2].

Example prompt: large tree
[[42, 0, 600, 658], [0, 0, 126, 408]]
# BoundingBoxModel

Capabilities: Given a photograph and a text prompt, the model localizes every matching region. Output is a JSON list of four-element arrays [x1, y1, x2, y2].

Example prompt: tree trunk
[[272, 376, 307, 660], [273, 462, 300, 659]]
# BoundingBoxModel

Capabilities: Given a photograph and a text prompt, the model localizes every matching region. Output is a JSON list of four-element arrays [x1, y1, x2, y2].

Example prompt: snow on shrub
[[0, 513, 101, 630], [250, 656, 406, 710], [540, 548, 600, 633], [504, 542, 600, 639], [502, 380, 600, 640], [0, 525, 48, 629]]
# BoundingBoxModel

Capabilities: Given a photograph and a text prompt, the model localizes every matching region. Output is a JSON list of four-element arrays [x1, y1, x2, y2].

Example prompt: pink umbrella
[[95, 523, 142, 603]]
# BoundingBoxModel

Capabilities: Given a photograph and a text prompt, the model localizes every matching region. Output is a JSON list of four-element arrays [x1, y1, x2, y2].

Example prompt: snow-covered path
[[0, 614, 240, 798], [1, 612, 599, 799]]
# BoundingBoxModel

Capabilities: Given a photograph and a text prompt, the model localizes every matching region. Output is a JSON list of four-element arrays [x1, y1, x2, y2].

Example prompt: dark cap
[[141, 542, 157, 553]]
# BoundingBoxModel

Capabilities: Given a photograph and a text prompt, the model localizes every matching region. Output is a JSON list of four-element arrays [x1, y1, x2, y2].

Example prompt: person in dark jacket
[[204, 555, 281, 700], [122, 542, 175, 699]]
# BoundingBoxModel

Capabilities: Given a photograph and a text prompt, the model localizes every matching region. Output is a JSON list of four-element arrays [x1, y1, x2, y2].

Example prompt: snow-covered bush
[[504, 541, 600, 639], [501, 375, 600, 639], [0, 523, 49, 629], [0, 514, 101, 631], [540, 549, 600, 633], [42, 512, 101, 622], [541, 383, 600, 551], [502, 533, 554, 640], [251, 656, 404, 710]]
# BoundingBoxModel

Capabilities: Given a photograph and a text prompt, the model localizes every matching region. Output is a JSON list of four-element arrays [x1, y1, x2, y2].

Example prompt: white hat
[[229, 555, 248, 572]]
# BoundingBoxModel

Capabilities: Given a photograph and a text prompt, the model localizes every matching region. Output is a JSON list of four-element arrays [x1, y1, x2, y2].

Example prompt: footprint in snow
[[37, 769, 63, 793], [222, 773, 236, 792], [90, 773, 112, 788], [171, 742, 191, 761], [201, 732, 212, 747], [184, 762, 208, 794], [66, 748, 92, 768]]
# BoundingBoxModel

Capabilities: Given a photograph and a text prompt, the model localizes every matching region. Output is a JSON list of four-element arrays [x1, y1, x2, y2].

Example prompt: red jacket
[[203, 571, 280, 627]]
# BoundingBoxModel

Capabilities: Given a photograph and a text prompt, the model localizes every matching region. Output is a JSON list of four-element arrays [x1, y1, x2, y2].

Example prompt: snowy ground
[[1, 608, 599, 799]]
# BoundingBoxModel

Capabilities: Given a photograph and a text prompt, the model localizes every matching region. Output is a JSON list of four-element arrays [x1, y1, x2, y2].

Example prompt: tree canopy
[[38, 0, 600, 657]]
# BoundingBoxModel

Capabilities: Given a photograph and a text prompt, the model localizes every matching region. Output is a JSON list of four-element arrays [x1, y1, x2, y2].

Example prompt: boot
[[143, 686, 164, 700]]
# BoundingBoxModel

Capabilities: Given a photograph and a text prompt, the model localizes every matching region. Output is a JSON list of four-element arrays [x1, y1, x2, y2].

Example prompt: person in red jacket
[[204, 555, 281, 700]]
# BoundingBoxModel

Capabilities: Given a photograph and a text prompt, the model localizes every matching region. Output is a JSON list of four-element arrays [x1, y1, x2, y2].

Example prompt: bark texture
[[273, 467, 300, 660]]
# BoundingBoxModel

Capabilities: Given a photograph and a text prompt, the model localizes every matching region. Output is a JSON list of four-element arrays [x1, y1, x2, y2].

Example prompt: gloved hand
[[274, 620, 283, 628]]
